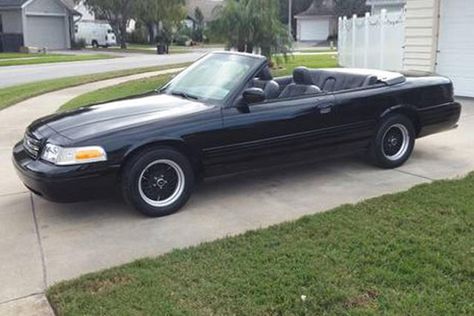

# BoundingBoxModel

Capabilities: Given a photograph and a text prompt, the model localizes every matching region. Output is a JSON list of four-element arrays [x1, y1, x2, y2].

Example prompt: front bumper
[[12, 141, 119, 202]]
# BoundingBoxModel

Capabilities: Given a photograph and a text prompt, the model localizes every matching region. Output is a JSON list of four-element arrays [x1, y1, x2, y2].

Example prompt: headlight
[[41, 144, 107, 165]]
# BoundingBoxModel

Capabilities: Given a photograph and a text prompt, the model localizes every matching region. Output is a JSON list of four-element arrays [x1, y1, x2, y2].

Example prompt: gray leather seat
[[307, 69, 378, 92], [279, 67, 321, 98], [252, 67, 280, 100]]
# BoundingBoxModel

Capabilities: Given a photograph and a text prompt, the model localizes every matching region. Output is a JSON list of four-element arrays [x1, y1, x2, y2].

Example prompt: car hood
[[30, 94, 211, 141]]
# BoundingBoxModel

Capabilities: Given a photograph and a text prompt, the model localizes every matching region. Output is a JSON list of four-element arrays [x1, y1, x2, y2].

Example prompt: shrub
[[174, 35, 191, 46], [71, 38, 86, 50], [128, 29, 148, 44]]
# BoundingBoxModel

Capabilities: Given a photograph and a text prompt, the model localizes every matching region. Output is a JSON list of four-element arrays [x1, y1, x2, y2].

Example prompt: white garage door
[[436, 0, 474, 97], [299, 18, 329, 41], [26, 15, 67, 50]]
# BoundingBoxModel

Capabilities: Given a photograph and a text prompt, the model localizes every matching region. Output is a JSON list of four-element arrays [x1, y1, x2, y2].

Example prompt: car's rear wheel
[[122, 147, 194, 217], [368, 114, 415, 168]]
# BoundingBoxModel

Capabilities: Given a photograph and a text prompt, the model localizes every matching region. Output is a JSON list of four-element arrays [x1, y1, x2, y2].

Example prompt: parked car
[[13, 52, 461, 217], [75, 20, 116, 48]]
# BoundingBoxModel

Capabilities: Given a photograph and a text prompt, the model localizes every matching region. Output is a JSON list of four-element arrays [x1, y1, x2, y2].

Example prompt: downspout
[[21, 6, 28, 48], [431, 0, 441, 73]]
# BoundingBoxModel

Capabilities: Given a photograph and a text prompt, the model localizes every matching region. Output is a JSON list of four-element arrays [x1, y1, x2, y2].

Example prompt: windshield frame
[[161, 52, 266, 107]]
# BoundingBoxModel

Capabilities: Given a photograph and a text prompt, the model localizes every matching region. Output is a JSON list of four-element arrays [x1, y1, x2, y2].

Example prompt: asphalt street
[[0, 51, 205, 88]]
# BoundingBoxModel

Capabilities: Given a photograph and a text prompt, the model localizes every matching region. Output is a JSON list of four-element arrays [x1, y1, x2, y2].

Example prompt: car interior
[[250, 66, 380, 101]]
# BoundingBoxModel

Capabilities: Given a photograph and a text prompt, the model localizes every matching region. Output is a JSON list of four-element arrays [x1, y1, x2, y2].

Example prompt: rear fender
[[379, 104, 421, 135]]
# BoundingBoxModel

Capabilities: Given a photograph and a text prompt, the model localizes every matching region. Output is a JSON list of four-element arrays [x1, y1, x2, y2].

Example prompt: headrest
[[293, 67, 312, 85], [257, 67, 273, 81]]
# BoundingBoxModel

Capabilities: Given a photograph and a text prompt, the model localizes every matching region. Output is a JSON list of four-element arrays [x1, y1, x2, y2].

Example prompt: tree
[[83, 0, 134, 49], [134, 0, 186, 44], [193, 7, 204, 42], [211, 0, 291, 61], [278, 0, 318, 37], [334, 0, 368, 17], [194, 7, 204, 27]]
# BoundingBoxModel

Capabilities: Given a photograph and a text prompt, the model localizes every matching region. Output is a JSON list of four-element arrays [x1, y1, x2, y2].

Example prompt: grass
[[0, 52, 39, 59], [47, 173, 474, 315], [0, 53, 114, 67], [273, 53, 338, 77], [58, 54, 339, 111], [59, 74, 173, 111], [292, 49, 337, 53], [0, 63, 190, 111]]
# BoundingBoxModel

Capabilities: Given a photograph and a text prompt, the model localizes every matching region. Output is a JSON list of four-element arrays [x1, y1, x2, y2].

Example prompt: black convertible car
[[13, 52, 461, 216]]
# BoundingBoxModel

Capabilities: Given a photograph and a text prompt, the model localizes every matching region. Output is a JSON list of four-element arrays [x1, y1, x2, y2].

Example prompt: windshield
[[163, 53, 262, 104]]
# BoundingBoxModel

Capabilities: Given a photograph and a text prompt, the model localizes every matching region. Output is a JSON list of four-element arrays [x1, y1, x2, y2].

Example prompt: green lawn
[[59, 54, 339, 112], [47, 173, 474, 315], [273, 53, 338, 77], [0, 52, 39, 59], [59, 74, 173, 111], [0, 63, 190, 111], [292, 49, 337, 53], [0, 53, 114, 67]]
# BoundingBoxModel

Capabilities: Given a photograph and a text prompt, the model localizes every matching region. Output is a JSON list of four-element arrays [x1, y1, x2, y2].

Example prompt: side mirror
[[243, 87, 265, 104]]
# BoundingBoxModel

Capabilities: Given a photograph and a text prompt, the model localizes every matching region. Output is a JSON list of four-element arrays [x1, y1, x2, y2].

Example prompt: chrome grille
[[23, 133, 41, 159]]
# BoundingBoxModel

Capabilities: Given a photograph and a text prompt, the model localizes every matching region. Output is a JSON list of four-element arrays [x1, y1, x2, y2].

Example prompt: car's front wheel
[[368, 114, 415, 168], [122, 147, 194, 217]]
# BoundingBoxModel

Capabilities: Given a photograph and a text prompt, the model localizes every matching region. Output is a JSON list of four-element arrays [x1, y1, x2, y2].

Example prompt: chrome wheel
[[382, 123, 410, 161], [138, 159, 185, 207]]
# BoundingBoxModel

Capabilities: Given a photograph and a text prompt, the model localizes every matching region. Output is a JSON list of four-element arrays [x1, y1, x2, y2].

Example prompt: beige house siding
[[403, 0, 440, 72]]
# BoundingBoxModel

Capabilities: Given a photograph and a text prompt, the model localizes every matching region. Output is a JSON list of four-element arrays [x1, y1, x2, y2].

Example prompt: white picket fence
[[338, 9, 405, 71]]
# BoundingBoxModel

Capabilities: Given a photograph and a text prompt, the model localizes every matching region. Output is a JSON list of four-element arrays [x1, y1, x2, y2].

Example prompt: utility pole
[[288, 0, 292, 38]]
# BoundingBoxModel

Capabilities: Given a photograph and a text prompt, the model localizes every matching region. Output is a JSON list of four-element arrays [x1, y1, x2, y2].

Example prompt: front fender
[[121, 137, 203, 174]]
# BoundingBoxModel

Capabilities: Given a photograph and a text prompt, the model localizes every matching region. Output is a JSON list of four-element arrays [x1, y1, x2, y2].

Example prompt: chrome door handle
[[317, 103, 333, 114]]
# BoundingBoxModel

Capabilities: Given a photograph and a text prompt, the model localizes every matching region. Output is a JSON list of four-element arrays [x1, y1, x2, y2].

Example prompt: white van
[[75, 20, 117, 48]]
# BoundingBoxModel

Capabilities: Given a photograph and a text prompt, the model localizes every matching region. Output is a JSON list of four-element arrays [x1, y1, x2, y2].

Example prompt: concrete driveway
[[0, 51, 205, 88], [0, 85, 473, 314]]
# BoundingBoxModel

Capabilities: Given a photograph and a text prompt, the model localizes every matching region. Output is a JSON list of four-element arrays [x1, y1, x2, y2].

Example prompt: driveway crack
[[394, 169, 435, 181], [30, 193, 48, 290], [0, 292, 44, 306]]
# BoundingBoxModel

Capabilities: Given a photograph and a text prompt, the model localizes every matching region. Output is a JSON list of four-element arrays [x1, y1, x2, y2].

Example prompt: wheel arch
[[120, 138, 203, 178], [380, 104, 421, 136]]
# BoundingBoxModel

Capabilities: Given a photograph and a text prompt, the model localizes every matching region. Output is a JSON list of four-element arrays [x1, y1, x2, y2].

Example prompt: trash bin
[[156, 44, 166, 55]]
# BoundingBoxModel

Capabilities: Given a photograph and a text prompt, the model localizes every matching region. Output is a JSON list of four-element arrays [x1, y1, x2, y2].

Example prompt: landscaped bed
[[0, 52, 114, 67], [47, 173, 474, 315]]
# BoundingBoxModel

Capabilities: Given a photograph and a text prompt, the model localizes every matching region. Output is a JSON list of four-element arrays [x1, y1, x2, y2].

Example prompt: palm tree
[[211, 0, 291, 61]]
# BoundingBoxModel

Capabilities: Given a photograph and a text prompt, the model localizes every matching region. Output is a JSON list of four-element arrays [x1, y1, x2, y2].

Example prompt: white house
[[366, 0, 406, 14], [0, 0, 79, 51], [295, 0, 337, 42], [339, 0, 474, 97], [403, 0, 474, 97]]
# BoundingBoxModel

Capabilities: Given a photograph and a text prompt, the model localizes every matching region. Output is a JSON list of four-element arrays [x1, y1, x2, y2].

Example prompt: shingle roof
[[186, 0, 222, 23], [295, 0, 336, 17], [0, 0, 28, 9], [0, 0, 77, 11]]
